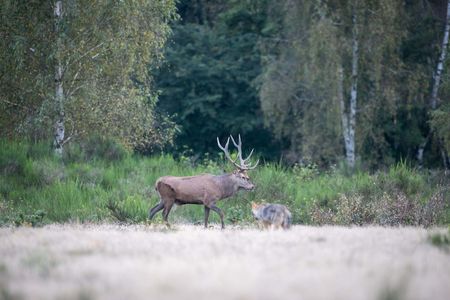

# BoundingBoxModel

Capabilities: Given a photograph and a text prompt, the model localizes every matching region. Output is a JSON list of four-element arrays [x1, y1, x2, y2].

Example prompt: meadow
[[0, 138, 449, 228], [1, 224, 450, 300]]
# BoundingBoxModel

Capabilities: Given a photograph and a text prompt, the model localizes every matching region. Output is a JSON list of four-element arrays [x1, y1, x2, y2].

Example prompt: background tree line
[[156, 0, 450, 170], [1, 0, 450, 170]]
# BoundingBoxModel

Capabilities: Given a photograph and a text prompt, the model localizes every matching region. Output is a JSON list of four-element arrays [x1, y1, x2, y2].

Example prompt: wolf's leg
[[204, 206, 211, 228]]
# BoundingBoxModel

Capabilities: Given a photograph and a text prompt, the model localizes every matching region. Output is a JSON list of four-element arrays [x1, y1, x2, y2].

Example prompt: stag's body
[[149, 134, 258, 229], [149, 171, 253, 229], [157, 174, 243, 205]]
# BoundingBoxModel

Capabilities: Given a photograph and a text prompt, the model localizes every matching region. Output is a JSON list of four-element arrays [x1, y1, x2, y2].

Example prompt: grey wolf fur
[[251, 202, 292, 230]]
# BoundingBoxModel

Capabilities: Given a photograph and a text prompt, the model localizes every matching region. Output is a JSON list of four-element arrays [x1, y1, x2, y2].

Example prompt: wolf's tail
[[283, 212, 292, 229]]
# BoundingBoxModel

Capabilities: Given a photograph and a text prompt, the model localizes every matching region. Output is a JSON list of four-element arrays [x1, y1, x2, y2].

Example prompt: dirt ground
[[0, 224, 449, 300]]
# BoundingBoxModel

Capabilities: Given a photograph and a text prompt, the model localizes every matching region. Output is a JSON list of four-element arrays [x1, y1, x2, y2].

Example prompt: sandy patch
[[0, 224, 448, 300]]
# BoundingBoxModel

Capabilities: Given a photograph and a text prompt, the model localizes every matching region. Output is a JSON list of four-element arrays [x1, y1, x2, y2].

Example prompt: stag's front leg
[[204, 206, 211, 228], [162, 203, 174, 227], [210, 205, 225, 229]]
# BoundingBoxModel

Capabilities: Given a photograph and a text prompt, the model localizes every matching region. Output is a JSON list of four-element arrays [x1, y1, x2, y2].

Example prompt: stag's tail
[[149, 178, 171, 220], [154, 178, 176, 199]]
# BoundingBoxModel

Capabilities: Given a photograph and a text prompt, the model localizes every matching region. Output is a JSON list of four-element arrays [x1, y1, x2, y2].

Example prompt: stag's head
[[217, 134, 259, 190]]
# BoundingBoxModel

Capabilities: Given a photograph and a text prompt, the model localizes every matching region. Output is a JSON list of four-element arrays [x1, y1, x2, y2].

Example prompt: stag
[[148, 135, 259, 229]]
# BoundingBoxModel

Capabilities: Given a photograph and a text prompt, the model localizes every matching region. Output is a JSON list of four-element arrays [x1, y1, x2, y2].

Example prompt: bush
[[63, 136, 129, 163], [226, 206, 246, 224], [334, 194, 374, 225], [0, 140, 28, 177], [26, 159, 66, 186], [106, 195, 148, 223], [429, 228, 450, 251], [373, 192, 418, 225]]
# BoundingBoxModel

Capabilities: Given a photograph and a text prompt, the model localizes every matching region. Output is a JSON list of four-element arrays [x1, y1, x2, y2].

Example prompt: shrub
[[418, 188, 448, 226], [226, 206, 246, 224], [68, 164, 104, 187], [13, 210, 47, 227], [373, 191, 418, 226], [82, 135, 128, 162], [334, 194, 374, 225], [309, 205, 334, 225], [429, 228, 450, 251], [106, 195, 148, 223], [26, 159, 66, 186], [0, 140, 27, 177], [63, 136, 129, 163]]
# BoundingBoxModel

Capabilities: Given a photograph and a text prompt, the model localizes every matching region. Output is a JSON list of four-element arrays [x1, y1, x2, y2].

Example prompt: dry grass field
[[0, 224, 449, 300]]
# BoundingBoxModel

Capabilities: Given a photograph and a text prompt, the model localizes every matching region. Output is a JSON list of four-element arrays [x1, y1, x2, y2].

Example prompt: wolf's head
[[251, 202, 264, 220]]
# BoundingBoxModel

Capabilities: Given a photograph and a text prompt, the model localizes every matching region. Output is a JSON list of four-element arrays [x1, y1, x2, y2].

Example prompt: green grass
[[429, 227, 450, 252], [0, 139, 448, 226]]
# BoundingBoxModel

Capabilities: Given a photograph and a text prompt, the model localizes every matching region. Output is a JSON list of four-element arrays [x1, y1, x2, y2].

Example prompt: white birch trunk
[[338, 67, 351, 167], [347, 8, 358, 169], [417, 1, 450, 167], [430, 1, 450, 110], [339, 5, 358, 170], [53, 1, 65, 156]]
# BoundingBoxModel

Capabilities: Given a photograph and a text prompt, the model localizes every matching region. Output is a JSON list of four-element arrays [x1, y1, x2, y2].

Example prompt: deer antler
[[217, 134, 259, 170]]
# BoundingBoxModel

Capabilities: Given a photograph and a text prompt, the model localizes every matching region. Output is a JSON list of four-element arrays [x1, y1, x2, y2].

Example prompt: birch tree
[[0, 0, 178, 153], [53, 1, 65, 155], [417, 0, 450, 168], [259, 0, 406, 167], [338, 2, 359, 169]]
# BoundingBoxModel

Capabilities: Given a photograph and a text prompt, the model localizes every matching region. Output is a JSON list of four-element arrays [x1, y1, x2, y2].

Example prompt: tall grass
[[0, 139, 448, 226]]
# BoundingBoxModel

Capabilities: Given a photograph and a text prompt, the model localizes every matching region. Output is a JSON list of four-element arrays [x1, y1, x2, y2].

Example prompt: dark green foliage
[[106, 198, 147, 224], [160, 0, 446, 169], [226, 206, 246, 224], [13, 210, 47, 227], [155, 1, 280, 160], [429, 230, 450, 250], [0, 0, 178, 151], [63, 136, 129, 164], [0, 140, 28, 177]]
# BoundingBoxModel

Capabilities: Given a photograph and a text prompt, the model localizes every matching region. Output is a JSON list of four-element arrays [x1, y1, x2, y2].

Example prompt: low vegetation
[[429, 227, 450, 252], [0, 139, 449, 227]]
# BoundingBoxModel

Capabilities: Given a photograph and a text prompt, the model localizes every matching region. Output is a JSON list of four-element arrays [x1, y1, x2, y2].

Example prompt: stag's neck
[[213, 174, 239, 198]]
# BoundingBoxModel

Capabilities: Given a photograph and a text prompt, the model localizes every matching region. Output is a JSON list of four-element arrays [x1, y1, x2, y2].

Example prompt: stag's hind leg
[[162, 202, 174, 226], [210, 205, 225, 229], [148, 202, 164, 220]]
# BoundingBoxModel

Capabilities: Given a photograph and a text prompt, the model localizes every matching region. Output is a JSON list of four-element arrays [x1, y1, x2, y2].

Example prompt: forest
[[1, 0, 450, 169]]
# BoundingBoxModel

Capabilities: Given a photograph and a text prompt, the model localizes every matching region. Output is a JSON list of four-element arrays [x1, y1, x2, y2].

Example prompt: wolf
[[251, 202, 292, 230]]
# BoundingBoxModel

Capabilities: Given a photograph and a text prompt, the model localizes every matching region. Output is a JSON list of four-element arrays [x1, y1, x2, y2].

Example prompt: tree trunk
[[339, 5, 359, 170], [338, 67, 352, 168], [53, 1, 65, 156], [417, 0, 450, 167], [347, 7, 358, 170]]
